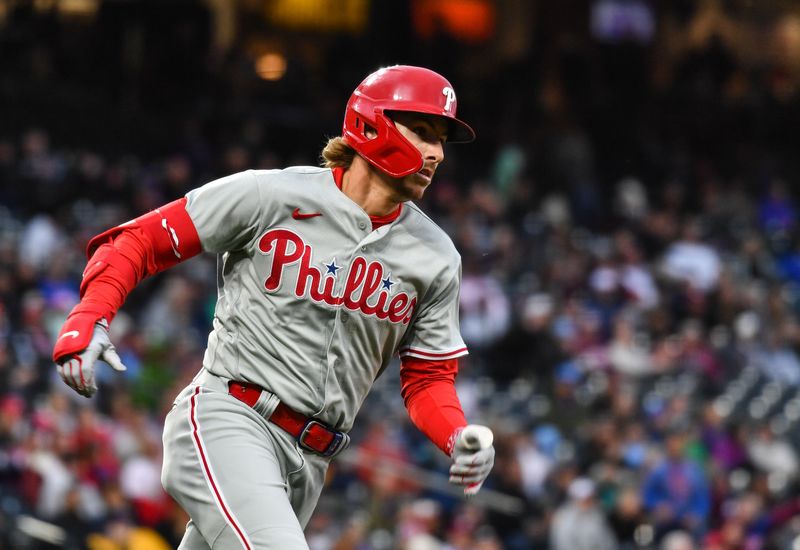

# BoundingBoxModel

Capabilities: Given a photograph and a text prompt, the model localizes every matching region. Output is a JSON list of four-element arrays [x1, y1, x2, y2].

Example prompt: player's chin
[[401, 173, 432, 200]]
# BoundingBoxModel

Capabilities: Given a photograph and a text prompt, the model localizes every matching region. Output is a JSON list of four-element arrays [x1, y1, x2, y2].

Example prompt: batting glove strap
[[55, 319, 127, 398], [446, 426, 465, 457], [52, 303, 110, 362]]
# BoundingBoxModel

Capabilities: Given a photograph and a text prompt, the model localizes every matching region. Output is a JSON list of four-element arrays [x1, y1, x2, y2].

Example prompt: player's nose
[[425, 141, 444, 165]]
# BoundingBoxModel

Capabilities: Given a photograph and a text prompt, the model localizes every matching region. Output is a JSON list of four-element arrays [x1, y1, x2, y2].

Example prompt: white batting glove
[[449, 424, 495, 496], [56, 319, 127, 398]]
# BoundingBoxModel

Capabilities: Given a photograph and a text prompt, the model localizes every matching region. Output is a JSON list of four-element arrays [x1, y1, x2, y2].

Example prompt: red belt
[[228, 381, 348, 457]]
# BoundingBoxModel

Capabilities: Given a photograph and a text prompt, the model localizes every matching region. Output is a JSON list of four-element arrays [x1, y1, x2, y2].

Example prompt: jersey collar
[[332, 167, 403, 230]]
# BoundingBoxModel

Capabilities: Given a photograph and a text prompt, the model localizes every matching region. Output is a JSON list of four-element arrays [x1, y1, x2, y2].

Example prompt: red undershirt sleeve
[[400, 356, 467, 456], [81, 197, 202, 315], [53, 198, 201, 361], [77, 228, 162, 322]]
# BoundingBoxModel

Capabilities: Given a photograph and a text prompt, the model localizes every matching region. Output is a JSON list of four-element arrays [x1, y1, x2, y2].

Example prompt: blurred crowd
[[5, 0, 800, 549]]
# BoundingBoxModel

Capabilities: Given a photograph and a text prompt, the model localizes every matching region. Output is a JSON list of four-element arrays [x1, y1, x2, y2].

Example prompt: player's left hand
[[449, 424, 495, 496]]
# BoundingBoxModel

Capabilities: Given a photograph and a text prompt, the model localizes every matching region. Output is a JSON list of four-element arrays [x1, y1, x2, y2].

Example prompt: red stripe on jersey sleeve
[[398, 346, 469, 360]]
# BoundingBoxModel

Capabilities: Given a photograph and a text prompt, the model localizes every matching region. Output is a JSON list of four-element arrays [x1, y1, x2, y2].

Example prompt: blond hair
[[320, 136, 356, 169]]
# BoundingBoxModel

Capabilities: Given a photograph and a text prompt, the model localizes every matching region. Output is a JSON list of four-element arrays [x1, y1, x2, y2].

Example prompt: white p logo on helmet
[[442, 87, 456, 112]]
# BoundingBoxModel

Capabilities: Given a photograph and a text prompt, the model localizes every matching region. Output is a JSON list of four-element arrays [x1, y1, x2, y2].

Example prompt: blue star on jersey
[[325, 259, 340, 275], [382, 274, 394, 291]]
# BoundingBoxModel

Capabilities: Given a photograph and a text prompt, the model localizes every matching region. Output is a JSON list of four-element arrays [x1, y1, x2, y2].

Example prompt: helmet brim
[[385, 108, 476, 144], [444, 116, 476, 143]]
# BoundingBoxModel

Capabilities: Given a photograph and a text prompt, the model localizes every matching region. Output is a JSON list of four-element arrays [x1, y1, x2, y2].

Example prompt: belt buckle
[[298, 419, 345, 457]]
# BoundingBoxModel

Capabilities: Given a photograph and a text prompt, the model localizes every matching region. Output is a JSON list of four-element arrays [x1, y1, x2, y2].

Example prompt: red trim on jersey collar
[[332, 167, 402, 230], [369, 206, 403, 230], [332, 166, 346, 190]]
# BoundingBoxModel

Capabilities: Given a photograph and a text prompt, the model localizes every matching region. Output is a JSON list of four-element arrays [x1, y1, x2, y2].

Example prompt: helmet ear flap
[[343, 110, 423, 178], [360, 112, 423, 178]]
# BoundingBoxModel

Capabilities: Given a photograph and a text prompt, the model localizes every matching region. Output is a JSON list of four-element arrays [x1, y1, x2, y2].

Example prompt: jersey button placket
[[358, 221, 367, 230]]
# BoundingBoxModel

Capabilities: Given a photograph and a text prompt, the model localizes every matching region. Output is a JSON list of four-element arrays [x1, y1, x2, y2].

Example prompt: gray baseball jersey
[[160, 166, 468, 548], [184, 166, 467, 431]]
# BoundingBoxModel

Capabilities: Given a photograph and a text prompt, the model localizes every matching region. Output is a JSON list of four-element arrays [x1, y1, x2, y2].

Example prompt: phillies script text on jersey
[[258, 228, 417, 324]]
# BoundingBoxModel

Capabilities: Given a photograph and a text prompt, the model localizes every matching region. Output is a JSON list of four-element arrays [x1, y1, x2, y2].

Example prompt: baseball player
[[52, 65, 495, 549]]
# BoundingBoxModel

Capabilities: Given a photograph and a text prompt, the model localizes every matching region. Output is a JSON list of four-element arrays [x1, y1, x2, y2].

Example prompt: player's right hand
[[54, 318, 127, 397]]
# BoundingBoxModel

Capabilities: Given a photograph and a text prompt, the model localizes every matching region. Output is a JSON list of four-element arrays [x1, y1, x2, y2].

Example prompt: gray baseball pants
[[161, 371, 330, 549]]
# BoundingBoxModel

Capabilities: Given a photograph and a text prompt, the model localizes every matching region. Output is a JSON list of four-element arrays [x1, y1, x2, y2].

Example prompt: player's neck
[[341, 158, 403, 217]]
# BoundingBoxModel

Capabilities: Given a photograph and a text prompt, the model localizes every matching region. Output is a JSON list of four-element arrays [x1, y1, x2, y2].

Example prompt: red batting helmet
[[342, 65, 475, 178]]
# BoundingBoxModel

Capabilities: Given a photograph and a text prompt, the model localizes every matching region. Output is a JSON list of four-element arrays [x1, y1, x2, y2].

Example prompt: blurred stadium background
[[4, 0, 800, 548]]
